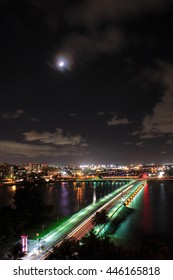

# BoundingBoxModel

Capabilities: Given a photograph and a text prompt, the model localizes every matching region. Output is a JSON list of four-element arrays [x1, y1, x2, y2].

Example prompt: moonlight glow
[[58, 61, 65, 68], [55, 55, 71, 71]]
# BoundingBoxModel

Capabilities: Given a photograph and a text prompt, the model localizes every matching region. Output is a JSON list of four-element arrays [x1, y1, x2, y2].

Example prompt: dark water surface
[[0, 181, 125, 217], [112, 180, 173, 250]]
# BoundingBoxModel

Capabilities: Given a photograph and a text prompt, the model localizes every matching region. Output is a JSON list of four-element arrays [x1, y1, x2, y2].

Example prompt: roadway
[[71, 180, 146, 240]]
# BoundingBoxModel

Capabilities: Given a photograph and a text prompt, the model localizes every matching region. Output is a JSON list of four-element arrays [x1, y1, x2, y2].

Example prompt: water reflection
[[111, 181, 173, 251], [1, 180, 173, 249], [93, 186, 96, 204], [0, 180, 122, 217], [74, 183, 85, 212], [60, 182, 69, 216], [157, 182, 167, 234], [142, 183, 152, 233]]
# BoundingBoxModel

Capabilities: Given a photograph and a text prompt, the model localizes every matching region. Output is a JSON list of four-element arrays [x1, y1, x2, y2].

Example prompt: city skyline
[[1, 1, 173, 165]]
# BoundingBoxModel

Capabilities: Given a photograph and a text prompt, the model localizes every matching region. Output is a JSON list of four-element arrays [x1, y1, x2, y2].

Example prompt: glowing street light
[[21, 234, 28, 254]]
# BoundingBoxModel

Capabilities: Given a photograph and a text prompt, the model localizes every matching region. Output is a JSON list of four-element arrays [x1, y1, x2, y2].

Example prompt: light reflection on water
[[1, 180, 173, 249], [111, 180, 173, 250], [0, 180, 124, 218]]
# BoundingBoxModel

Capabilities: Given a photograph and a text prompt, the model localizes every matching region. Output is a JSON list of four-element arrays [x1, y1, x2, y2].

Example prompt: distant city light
[[158, 171, 164, 178], [12, 185, 16, 192]]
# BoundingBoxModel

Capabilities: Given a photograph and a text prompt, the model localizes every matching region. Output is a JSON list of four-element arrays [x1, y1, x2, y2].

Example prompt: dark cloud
[[0, 140, 57, 157], [29, 117, 39, 122], [54, 26, 124, 69], [67, 0, 170, 26], [136, 141, 146, 147], [1, 1, 173, 164], [57, 0, 171, 68], [1, 109, 25, 119], [166, 138, 173, 145], [23, 128, 87, 146], [108, 114, 132, 126], [0, 139, 88, 158], [124, 142, 133, 146], [69, 113, 77, 117], [96, 111, 105, 116], [140, 62, 173, 138]]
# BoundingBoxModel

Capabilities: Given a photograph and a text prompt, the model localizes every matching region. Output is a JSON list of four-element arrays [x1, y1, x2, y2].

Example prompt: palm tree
[[92, 209, 109, 226]]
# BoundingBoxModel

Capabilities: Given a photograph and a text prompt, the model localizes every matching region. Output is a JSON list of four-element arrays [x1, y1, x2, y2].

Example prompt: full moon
[[58, 61, 65, 68], [55, 55, 71, 71]]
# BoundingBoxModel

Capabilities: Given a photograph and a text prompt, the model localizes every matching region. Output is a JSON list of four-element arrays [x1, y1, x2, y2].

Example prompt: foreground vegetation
[[46, 230, 173, 260], [0, 185, 53, 259]]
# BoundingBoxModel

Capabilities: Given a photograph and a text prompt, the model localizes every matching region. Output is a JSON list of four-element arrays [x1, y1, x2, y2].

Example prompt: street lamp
[[21, 234, 28, 254]]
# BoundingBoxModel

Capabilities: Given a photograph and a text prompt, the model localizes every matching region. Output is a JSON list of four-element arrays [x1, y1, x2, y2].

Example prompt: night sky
[[0, 0, 173, 165]]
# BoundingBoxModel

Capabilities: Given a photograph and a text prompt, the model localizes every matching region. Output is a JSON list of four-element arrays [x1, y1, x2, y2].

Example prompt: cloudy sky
[[0, 0, 173, 165]]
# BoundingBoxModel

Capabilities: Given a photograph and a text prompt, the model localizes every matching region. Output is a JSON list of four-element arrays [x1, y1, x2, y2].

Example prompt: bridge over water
[[76, 177, 136, 183], [23, 179, 146, 260]]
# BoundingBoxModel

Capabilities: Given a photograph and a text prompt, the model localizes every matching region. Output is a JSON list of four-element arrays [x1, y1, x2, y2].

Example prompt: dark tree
[[45, 233, 173, 260], [12, 185, 53, 223], [46, 230, 124, 260], [92, 209, 109, 226], [46, 238, 79, 260]]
